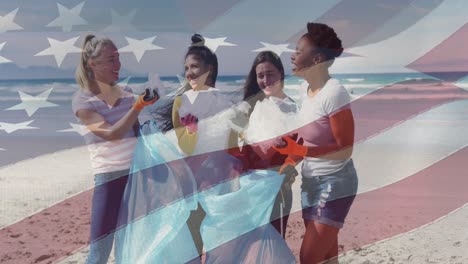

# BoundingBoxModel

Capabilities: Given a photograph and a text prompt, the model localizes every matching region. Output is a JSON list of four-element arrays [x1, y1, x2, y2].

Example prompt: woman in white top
[[190, 48, 295, 263], [170, 35, 294, 263], [275, 23, 358, 263], [116, 35, 295, 263], [240, 51, 299, 237], [193, 51, 299, 263]]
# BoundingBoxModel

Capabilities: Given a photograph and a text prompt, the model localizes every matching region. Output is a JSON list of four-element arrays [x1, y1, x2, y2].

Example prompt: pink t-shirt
[[72, 86, 137, 174]]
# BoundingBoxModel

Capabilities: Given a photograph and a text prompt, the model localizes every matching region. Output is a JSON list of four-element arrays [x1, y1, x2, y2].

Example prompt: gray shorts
[[301, 160, 358, 229]]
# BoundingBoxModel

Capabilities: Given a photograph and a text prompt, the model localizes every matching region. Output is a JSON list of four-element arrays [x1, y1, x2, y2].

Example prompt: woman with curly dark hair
[[275, 23, 358, 263]]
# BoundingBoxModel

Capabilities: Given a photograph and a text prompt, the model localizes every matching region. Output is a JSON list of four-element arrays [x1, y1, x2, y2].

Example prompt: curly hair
[[302, 23, 343, 60]]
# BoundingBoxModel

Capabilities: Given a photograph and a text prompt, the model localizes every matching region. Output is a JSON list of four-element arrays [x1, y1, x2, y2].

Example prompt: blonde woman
[[72, 34, 157, 264]]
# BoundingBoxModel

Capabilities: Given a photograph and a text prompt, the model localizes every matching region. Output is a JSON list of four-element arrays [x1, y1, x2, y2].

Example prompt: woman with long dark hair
[[184, 51, 298, 263], [116, 34, 243, 263], [241, 51, 299, 238], [116, 35, 296, 263], [171, 34, 243, 258], [171, 36, 295, 263], [114, 34, 222, 264]]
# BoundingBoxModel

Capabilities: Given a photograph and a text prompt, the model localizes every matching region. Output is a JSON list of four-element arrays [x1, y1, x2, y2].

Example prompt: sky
[[0, 0, 467, 78]]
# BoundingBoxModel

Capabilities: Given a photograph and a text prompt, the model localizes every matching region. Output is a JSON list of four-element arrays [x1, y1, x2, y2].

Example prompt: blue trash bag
[[115, 120, 200, 264], [198, 164, 295, 264]]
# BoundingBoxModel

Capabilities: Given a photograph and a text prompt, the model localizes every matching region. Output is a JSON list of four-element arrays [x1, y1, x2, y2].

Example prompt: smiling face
[[89, 44, 121, 85], [184, 54, 212, 90], [291, 37, 317, 78], [255, 62, 284, 98]]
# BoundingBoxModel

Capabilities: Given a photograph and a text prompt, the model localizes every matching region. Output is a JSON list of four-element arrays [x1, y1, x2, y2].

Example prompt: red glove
[[273, 136, 307, 157], [133, 88, 159, 111], [180, 114, 198, 133]]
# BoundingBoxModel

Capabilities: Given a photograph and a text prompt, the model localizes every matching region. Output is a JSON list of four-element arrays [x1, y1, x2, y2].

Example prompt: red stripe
[[353, 80, 466, 143], [2, 146, 467, 263], [1, 80, 466, 263], [2, 2, 464, 263], [0, 191, 92, 264], [407, 22, 468, 82], [285, 146, 468, 257]]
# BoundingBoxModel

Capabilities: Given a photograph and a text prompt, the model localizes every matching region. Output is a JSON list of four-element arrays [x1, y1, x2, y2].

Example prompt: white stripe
[[333, 0, 468, 73], [201, 0, 341, 41], [290, 100, 468, 213]]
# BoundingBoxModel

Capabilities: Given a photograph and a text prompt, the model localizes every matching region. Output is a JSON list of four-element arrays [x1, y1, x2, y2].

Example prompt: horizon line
[[0, 71, 458, 82]]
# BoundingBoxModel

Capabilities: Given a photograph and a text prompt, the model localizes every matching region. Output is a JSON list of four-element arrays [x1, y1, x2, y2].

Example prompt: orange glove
[[133, 88, 159, 111], [273, 136, 307, 157], [180, 113, 199, 133]]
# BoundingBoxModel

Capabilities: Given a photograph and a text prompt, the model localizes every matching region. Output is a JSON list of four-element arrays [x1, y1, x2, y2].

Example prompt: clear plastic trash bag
[[199, 168, 295, 264], [115, 120, 200, 264]]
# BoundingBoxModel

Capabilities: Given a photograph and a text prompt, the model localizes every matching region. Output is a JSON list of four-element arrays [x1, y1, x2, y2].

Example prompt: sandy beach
[[2, 87, 468, 263], [1, 0, 468, 260], [2, 117, 468, 263]]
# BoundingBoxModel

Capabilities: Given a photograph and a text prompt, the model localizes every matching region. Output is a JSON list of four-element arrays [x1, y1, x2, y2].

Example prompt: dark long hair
[[151, 34, 219, 133], [186, 34, 218, 87], [243, 51, 285, 115]]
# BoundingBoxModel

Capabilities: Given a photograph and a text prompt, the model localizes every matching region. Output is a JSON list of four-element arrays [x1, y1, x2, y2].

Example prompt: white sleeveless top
[[178, 87, 241, 155]]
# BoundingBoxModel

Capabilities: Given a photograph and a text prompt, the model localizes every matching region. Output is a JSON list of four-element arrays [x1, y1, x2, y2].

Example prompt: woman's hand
[[273, 136, 307, 157], [133, 88, 159, 111], [180, 113, 199, 133]]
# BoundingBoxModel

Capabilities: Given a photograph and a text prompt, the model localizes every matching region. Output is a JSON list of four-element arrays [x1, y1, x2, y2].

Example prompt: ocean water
[[1, 72, 468, 166], [2, 72, 467, 119], [2, 72, 466, 102]]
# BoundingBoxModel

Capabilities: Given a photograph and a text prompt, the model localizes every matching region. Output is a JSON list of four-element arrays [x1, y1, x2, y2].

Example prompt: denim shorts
[[301, 160, 358, 229]]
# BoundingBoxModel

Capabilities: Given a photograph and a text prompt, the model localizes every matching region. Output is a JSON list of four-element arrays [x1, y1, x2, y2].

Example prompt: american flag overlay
[[1, 0, 468, 263]]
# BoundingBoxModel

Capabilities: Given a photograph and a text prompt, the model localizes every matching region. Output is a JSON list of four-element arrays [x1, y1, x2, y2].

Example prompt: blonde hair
[[75, 34, 116, 90]]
